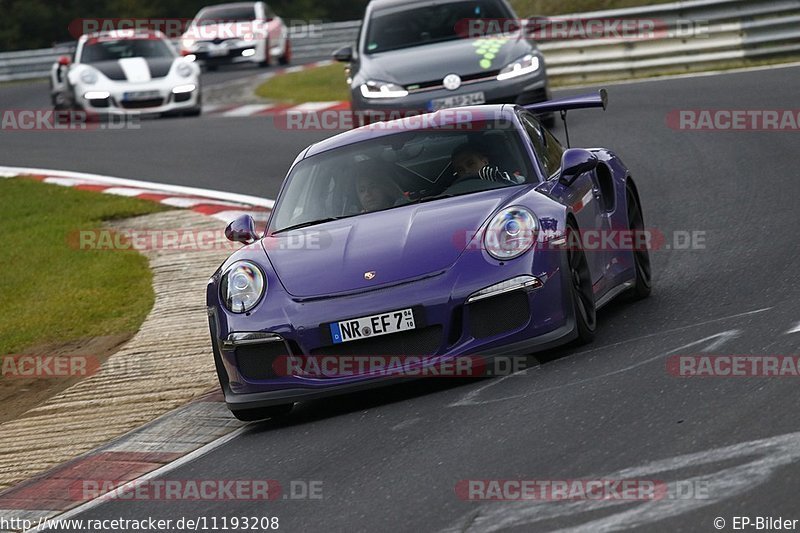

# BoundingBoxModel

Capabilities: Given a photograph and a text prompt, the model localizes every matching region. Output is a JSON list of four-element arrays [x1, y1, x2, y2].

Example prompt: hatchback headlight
[[220, 261, 265, 313], [497, 54, 540, 81], [80, 69, 98, 85], [484, 207, 537, 260], [360, 81, 408, 99]]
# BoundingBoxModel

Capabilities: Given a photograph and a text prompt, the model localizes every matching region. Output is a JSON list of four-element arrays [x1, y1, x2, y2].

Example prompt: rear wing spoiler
[[523, 89, 608, 147], [523, 89, 608, 114]]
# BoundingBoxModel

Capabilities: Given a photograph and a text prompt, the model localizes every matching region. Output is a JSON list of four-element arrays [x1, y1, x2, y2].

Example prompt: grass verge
[[0, 178, 165, 355], [255, 63, 350, 104]]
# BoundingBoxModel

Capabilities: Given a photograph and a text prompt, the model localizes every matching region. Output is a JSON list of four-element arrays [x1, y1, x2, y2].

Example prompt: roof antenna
[[560, 110, 570, 148]]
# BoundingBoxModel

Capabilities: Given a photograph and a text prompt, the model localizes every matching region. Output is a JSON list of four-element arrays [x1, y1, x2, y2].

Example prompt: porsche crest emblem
[[364, 271, 376, 280]]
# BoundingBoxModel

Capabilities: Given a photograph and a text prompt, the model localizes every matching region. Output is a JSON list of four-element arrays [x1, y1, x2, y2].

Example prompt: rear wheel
[[567, 221, 596, 344], [232, 404, 293, 421], [626, 183, 652, 299]]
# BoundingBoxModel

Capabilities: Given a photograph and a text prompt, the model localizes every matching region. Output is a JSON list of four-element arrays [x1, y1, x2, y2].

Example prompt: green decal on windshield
[[473, 38, 508, 69]]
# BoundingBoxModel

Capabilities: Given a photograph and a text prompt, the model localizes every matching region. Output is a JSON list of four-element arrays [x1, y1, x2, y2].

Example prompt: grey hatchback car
[[334, 0, 552, 124]]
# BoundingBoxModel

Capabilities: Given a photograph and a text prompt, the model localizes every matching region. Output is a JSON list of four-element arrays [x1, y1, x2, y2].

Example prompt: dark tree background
[[0, 0, 369, 51]]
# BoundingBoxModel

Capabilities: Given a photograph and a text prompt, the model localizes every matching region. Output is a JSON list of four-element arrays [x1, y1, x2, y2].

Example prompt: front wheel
[[626, 184, 652, 300], [567, 221, 596, 344], [279, 39, 291, 65], [259, 39, 271, 67]]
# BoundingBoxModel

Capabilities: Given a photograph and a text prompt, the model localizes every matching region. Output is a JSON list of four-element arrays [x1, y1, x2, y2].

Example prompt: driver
[[451, 143, 525, 184], [355, 161, 407, 212]]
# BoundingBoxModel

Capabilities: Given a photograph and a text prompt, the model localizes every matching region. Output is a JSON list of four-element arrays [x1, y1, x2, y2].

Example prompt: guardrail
[[1, 0, 798, 84]]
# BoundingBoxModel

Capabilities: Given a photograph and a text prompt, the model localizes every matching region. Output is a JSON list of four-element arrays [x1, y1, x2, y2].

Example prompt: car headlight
[[181, 38, 196, 49], [220, 261, 266, 313], [496, 54, 540, 81], [484, 207, 537, 260], [176, 62, 193, 78], [242, 32, 256, 41], [80, 69, 98, 85], [360, 81, 408, 99]]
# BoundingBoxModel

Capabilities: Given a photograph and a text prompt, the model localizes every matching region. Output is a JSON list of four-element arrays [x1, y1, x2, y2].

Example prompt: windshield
[[269, 120, 533, 234], [197, 6, 256, 25], [364, 0, 512, 54], [80, 38, 173, 63]]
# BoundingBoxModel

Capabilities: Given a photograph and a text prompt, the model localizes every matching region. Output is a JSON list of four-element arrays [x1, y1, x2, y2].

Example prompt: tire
[[232, 404, 293, 421], [259, 39, 271, 67], [566, 220, 596, 344], [626, 183, 652, 300], [278, 39, 291, 65]]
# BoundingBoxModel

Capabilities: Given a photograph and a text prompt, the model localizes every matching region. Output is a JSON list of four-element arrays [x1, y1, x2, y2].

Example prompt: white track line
[[222, 104, 275, 117], [0, 166, 275, 209], [289, 101, 340, 112]]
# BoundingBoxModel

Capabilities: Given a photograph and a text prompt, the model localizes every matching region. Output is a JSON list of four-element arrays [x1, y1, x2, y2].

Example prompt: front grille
[[407, 70, 502, 93], [236, 342, 290, 380], [120, 98, 163, 109], [468, 290, 530, 339], [311, 326, 442, 357]]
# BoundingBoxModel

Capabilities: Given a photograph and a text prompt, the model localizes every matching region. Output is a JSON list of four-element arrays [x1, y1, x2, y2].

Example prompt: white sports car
[[179, 2, 291, 68], [50, 30, 202, 117]]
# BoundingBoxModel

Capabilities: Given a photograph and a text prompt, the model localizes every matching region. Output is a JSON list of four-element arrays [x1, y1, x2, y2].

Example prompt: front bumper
[[209, 239, 576, 412], [76, 82, 201, 116], [350, 67, 550, 116]]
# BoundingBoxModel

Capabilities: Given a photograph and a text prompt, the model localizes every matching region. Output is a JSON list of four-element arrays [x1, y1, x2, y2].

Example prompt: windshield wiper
[[273, 216, 348, 234], [412, 193, 454, 204]]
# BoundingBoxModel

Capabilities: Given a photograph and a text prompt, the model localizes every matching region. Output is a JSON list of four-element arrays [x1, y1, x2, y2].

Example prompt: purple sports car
[[207, 90, 651, 420]]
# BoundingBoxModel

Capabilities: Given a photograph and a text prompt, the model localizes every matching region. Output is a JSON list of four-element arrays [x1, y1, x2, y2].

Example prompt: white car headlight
[[80, 69, 98, 85], [360, 81, 408, 99], [220, 261, 266, 313], [181, 38, 196, 49], [176, 62, 193, 78], [496, 54, 540, 81], [484, 207, 537, 260]]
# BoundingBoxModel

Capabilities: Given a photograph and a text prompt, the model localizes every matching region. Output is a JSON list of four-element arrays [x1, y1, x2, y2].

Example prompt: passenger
[[355, 162, 406, 212]]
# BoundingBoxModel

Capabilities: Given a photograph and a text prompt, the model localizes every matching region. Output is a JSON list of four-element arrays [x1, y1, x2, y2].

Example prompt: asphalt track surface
[[3, 65, 800, 531]]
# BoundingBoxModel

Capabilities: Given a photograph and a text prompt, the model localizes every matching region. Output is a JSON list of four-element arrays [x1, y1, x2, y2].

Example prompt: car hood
[[359, 38, 532, 86], [263, 188, 520, 298], [84, 57, 174, 82]]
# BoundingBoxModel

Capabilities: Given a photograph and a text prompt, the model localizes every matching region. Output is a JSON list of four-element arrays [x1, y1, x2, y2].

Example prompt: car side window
[[520, 112, 564, 178]]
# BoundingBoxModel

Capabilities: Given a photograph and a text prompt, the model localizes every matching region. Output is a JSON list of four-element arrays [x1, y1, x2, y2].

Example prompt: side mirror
[[332, 46, 353, 62], [58, 55, 71, 67], [558, 148, 598, 185], [225, 214, 259, 244]]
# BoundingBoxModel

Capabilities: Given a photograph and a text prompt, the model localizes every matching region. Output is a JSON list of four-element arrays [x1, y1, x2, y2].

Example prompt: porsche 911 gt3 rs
[[50, 30, 202, 117], [207, 90, 652, 421]]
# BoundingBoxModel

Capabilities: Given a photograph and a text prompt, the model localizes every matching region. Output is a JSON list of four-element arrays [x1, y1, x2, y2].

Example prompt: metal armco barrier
[[1, 0, 798, 83]]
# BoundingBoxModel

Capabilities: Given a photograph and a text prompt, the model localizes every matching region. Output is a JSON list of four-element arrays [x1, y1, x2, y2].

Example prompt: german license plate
[[122, 90, 160, 101], [429, 91, 485, 111], [330, 308, 415, 344], [208, 46, 228, 57]]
